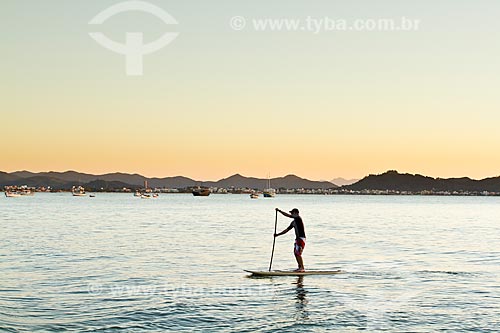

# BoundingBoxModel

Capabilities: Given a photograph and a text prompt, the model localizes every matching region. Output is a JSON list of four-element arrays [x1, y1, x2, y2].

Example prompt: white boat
[[19, 187, 35, 196], [72, 186, 86, 196], [250, 193, 259, 199], [140, 194, 151, 199], [5, 192, 22, 198], [4, 185, 35, 197], [134, 191, 142, 197]]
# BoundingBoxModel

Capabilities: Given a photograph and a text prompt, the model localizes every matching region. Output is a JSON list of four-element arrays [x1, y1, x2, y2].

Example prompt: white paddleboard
[[244, 269, 343, 276]]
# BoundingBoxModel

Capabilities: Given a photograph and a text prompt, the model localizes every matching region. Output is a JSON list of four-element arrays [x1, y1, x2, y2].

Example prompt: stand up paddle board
[[244, 269, 343, 277]]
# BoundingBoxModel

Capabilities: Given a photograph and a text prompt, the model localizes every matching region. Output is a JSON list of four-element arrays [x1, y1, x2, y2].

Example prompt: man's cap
[[289, 208, 299, 214]]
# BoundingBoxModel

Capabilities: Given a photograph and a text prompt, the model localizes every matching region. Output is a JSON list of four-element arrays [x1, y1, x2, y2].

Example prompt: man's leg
[[295, 254, 305, 271], [294, 239, 305, 271]]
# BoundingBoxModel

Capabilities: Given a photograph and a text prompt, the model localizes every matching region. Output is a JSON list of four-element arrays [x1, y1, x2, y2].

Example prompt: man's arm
[[276, 208, 293, 218], [274, 225, 293, 237]]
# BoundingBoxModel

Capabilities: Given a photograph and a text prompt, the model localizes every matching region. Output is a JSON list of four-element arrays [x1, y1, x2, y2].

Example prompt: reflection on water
[[294, 276, 309, 321], [1, 193, 499, 332]]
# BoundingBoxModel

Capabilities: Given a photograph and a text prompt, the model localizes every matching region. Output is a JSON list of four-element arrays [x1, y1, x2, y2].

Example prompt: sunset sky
[[2, 1, 500, 180]]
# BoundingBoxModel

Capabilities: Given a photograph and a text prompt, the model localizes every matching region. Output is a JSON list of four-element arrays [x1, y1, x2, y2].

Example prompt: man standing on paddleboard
[[274, 208, 306, 272]]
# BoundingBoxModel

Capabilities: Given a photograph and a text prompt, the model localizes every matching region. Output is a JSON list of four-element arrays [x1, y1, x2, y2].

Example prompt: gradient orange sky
[[2, 1, 500, 180]]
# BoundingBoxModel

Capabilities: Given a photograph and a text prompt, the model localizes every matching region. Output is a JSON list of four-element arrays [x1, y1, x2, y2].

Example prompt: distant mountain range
[[0, 171, 337, 190], [346, 170, 500, 192], [203, 174, 336, 190], [2, 170, 499, 192]]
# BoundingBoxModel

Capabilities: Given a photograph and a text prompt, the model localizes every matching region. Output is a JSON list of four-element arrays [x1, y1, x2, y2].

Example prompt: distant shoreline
[[2, 190, 499, 197]]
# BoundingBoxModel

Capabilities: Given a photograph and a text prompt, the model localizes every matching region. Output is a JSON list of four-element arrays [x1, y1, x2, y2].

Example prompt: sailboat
[[263, 174, 276, 198]]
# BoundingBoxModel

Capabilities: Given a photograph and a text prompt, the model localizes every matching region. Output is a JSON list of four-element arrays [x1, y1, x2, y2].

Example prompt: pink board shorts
[[294, 238, 306, 257]]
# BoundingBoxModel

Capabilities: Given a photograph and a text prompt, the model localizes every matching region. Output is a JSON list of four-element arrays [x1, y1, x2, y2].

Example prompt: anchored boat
[[72, 186, 86, 196], [4, 185, 35, 197], [192, 187, 211, 196], [263, 174, 276, 197]]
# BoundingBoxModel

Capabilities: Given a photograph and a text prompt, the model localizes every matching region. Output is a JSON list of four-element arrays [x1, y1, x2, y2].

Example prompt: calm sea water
[[1, 193, 499, 332]]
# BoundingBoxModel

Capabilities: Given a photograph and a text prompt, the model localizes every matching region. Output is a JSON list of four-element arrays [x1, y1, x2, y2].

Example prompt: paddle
[[268, 209, 278, 272]]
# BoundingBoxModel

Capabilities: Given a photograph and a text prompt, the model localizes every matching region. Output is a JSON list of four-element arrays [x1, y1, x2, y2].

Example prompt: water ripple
[[1, 194, 499, 332]]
